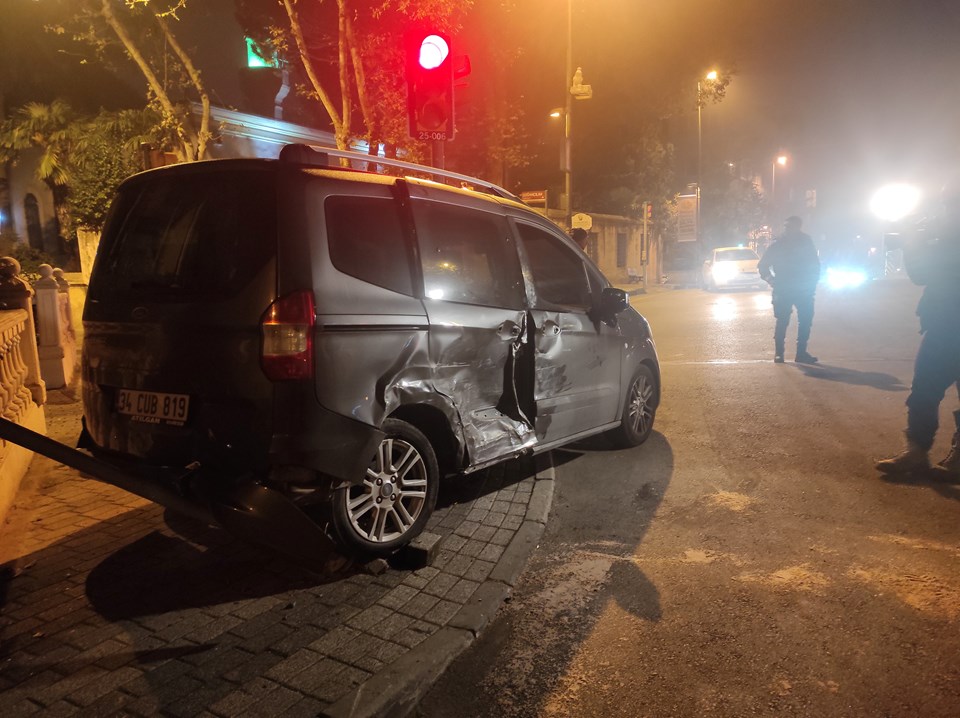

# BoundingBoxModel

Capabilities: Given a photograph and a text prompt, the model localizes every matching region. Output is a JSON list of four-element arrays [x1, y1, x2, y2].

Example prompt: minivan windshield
[[90, 170, 276, 298]]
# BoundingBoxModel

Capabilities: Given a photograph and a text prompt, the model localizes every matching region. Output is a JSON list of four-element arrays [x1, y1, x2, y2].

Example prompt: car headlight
[[711, 263, 738, 283], [825, 267, 867, 290]]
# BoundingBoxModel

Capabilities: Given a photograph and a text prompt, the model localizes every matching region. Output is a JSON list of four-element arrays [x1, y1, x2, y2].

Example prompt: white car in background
[[701, 246, 765, 291]]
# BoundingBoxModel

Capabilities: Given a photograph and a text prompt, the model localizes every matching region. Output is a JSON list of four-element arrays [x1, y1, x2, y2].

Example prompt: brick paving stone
[[443, 553, 474, 578], [491, 527, 514, 546], [422, 599, 460, 627], [366, 612, 414, 642], [161, 685, 227, 718], [391, 625, 432, 649], [278, 695, 326, 718], [5, 698, 43, 717], [30, 700, 78, 718], [453, 521, 480, 538], [270, 625, 325, 658], [310, 603, 361, 630], [344, 604, 392, 632], [229, 596, 284, 621], [463, 559, 495, 583], [350, 583, 387, 609], [459, 538, 486, 558], [478, 543, 506, 563], [422, 572, 458, 598], [151, 673, 205, 710], [34, 665, 109, 706], [407, 565, 440, 584], [502, 514, 523, 530], [375, 584, 418, 610], [208, 686, 261, 717], [471, 496, 494, 510], [465, 508, 487, 523], [238, 685, 303, 717], [221, 649, 283, 685], [236, 621, 294, 655], [445, 578, 480, 604], [308, 625, 360, 655], [185, 613, 246, 644], [65, 666, 142, 707], [290, 657, 351, 702], [481, 511, 506, 528], [325, 632, 384, 666], [471, 524, 497, 543], [491, 500, 512, 514], [440, 534, 468, 553], [397, 592, 439, 620], [263, 647, 322, 685]]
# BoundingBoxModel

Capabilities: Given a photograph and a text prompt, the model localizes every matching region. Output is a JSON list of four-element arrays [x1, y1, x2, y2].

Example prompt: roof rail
[[278, 143, 523, 203]]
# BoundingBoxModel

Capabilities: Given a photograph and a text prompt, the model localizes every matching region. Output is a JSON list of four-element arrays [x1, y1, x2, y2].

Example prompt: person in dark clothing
[[758, 216, 821, 363], [876, 184, 960, 475]]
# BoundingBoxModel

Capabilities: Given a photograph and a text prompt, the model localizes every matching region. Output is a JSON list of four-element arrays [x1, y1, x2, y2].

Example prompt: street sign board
[[520, 190, 547, 206], [571, 212, 593, 230], [677, 193, 698, 243]]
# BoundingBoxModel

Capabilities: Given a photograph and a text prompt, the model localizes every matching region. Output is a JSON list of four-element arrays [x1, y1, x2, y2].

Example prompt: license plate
[[116, 389, 189, 426]]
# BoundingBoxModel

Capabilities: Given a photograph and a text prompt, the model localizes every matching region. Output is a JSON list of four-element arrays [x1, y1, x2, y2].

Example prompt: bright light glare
[[427, 288, 445, 300], [825, 267, 868, 290], [776, 155, 788, 166], [711, 263, 738, 284], [705, 70, 719, 81], [870, 183, 921, 221], [711, 296, 737, 321], [419, 35, 449, 69], [753, 294, 770, 310]]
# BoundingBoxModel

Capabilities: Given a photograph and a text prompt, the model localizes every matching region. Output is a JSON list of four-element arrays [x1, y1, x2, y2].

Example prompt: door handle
[[497, 320, 522, 341]]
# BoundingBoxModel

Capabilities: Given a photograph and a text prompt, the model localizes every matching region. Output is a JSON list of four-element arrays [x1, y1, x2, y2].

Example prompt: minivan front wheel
[[611, 364, 658, 448], [331, 419, 439, 558]]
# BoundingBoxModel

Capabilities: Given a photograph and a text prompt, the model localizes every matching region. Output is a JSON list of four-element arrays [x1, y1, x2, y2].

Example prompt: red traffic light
[[405, 30, 454, 141], [418, 34, 449, 70]]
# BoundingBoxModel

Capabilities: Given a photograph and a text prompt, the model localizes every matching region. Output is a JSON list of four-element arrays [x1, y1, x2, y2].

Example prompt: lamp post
[[697, 70, 718, 243], [564, 0, 573, 230], [771, 154, 788, 221]]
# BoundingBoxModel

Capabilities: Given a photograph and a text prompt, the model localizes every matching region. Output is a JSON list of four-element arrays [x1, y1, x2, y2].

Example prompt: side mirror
[[599, 287, 629, 319]]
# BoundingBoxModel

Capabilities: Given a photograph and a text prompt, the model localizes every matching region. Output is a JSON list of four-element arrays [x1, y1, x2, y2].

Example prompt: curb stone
[[322, 460, 555, 718]]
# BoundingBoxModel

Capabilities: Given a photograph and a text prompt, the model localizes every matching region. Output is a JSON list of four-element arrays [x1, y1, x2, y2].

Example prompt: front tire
[[331, 419, 439, 559], [610, 364, 658, 448]]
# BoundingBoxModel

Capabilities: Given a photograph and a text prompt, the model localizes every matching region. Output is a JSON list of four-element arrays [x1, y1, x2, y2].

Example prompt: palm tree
[[0, 100, 76, 248]]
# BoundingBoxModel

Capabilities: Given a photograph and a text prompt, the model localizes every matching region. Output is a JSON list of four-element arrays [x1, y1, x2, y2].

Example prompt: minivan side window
[[413, 201, 525, 308], [517, 223, 592, 310], [326, 195, 414, 296]]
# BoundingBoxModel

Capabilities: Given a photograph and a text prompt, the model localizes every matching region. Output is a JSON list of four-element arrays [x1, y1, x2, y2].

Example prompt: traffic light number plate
[[417, 130, 449, 141]]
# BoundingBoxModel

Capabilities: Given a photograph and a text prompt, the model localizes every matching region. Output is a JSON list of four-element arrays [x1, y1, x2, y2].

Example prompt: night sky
[[496, 0, 960, 237], [6, 0, 960, 239]]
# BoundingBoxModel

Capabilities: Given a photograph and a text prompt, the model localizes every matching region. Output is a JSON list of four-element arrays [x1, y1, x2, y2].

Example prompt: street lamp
[[771, 154, 788, 219], [697, 70, 718, 242]]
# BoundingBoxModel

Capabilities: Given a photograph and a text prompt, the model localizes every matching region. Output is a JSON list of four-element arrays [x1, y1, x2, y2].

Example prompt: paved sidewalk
[[0, 384, 554, 717]]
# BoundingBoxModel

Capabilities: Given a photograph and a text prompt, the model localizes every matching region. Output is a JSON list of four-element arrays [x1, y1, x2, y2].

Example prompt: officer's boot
[[876, 438, 930, 474], [795, 340, 818, 365], [936, 410, 960, 475], [774, 335, 785, 364]]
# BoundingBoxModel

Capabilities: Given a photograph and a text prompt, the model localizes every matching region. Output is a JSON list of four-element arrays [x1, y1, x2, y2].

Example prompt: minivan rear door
[[83, 165, 278, 471]]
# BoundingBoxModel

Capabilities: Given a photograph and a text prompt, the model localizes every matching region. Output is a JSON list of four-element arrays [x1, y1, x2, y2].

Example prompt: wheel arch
[[389, 403, 464, 477]]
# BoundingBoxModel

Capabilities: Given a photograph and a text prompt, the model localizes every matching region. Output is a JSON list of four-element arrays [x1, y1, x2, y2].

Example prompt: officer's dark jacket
[[758, 230, 820, 293], [904, 228, 960, 333]]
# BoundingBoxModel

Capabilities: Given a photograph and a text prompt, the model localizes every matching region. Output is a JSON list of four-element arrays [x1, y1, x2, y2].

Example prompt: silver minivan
[[80, 145, 661, 560]]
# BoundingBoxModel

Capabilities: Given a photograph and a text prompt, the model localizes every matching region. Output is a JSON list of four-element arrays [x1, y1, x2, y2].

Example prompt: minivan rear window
[[90, 170, 276, 297], [325, 195, 414, 296]]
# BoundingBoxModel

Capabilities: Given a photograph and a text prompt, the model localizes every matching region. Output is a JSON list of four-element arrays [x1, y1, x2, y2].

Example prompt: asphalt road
[[416, 277, 960, 717]]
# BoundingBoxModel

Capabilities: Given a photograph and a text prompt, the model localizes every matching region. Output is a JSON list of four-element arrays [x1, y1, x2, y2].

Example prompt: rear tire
[[610, 364, 658, 448], [331, 419, 439, 559]]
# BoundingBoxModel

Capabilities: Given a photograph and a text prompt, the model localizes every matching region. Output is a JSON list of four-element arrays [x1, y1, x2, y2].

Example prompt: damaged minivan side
[[78, 145, 661, 561]]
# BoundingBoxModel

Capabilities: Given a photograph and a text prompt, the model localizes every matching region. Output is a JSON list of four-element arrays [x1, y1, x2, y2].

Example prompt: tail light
[[260, 290, 315, 381]]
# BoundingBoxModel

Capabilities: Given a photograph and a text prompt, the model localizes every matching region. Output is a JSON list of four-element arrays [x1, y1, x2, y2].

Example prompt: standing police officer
[[758, 216, 821, 364], [877, 183, 960, 475]]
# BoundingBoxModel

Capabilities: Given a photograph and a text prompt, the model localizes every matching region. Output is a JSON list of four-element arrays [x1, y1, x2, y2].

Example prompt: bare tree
[[63, 0, 212, 162]]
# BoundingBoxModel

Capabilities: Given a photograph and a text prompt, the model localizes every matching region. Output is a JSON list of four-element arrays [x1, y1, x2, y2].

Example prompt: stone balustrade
[[0, 256, 47, 530]]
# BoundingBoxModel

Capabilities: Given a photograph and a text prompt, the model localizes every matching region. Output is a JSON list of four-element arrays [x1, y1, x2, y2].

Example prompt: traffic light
[[405, 30, 454, 141]]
